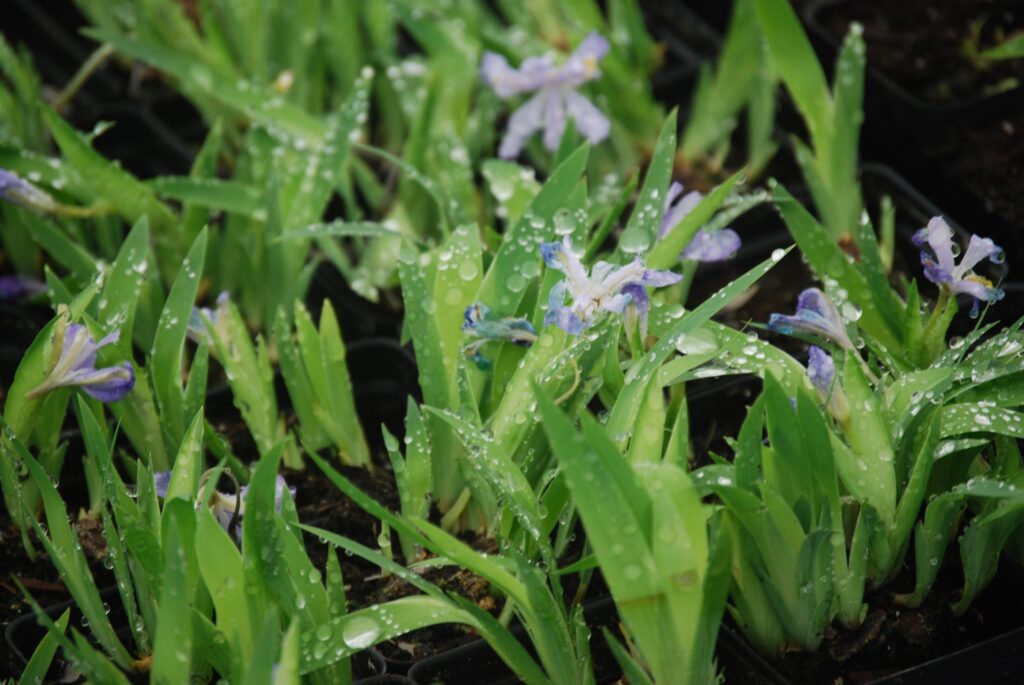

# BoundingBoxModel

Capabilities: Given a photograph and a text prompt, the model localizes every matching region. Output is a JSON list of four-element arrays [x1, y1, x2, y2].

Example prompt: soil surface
[[720, 544, 1024, 685], [819, 0, 1024, 105]]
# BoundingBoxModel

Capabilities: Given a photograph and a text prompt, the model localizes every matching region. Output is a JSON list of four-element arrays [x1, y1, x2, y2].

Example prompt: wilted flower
[[807, 346, 848, 421], [768, 288, 854, 351], [541, 237, 681, 336], [481, 32, 611, 158], [154, 471, 294, 541], [26, 322, 134, 402], [462, 303, 537, 369], [0, 274, 46, 300], [187, 291, 231, 345], [0, 168, 58, 214], [658, 182, 741, 263], [913, 216, 1005, 316]]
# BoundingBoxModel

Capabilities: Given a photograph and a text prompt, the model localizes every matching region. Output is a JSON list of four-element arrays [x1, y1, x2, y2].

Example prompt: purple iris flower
[[461, 303, 538, 369], [154, 471, 294, 542], [541, 237, 682, 336], [0, 274, 46, 300], [806, 346, 848, 421], [658, 182, 741, 262], [481, 32, 611, 158], [0, 168, 57, 214], [913, 216, 1005, 316], [26, 323, 134, 402], [187, 291, 230, 345], [768, 288, 854, 350]]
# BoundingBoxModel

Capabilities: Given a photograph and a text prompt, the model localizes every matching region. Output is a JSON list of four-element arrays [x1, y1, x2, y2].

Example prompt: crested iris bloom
[[768, 288, 854, 350], [658, 182, 741, 263], [0, 168, 57, 214], [462, 303, 538, 369], [187, 291, 231, 345], [807, 346, 849, 421], [154, 471, 294, 541], [541, 237, 682, 336], [0, 274, 46, 300], [26, 323, 134, 402], [481, 32, 611, 159], [913, 216, 1005, 316]]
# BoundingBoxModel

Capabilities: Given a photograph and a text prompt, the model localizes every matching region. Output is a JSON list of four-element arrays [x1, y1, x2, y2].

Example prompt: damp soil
[[933, 114, 1024, 264], [818, 0, 1024, 105], [722, 541, 1024, 685]]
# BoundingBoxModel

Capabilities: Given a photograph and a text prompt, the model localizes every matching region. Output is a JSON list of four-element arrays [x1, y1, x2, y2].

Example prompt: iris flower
[[541, 238, 681, 336], [187, 291, 231, 345], [481, 32, 611, 158], [658, 182, 741, 262], [154, 471, 294, 541], [461, 303, 538, 369], [807, 346, 848, 421], [768, 288, 854, 351], [913, 216, 1005, 316], [0, 168, 57, 214], [26, 322, 134, 402]]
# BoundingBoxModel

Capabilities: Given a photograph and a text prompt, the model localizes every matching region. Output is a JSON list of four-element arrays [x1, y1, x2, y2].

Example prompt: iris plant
[[541, 237, 681, 336], [0, 167, 58, 214], [482, 33, 611, 158], [659, 182, 742, 262], [155, 470, 294, 541], [26, 321, 134, 402], [767, 287, 855, 350], [461, 302, 538, 368], [914, 216, 1005, 317]]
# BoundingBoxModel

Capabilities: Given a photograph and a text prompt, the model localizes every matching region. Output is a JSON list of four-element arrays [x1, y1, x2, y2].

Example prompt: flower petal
[[154, 471, 172, 498], [563, 91, 610, 144], [77, 363, 135, 403], [638, 268, 684, 287], [563, 32, 610, 84], [680, 228, 741, 263], [956, 235, 1002, 277], [498, 90, 548, 159], [922, 217, 957, 277], [806, 346, 835, 398], [658, 184, 704, 239], [542, 89, 568, 151]]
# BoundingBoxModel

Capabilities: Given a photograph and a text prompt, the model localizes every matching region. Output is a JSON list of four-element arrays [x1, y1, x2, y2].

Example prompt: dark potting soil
[[936, 114, 1024, 259], [819, 0, 1024, 105], [724, 541, 1024, 685]]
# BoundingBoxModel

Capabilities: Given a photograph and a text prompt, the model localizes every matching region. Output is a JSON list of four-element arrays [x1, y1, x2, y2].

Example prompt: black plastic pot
[[305, 264, 405, 344], [406, 597, 621, 685], [805, 0, 1024, 146], [803, 0, 1024, 254], [347, 337, 421, 448], [717, 621, 1024, 685]]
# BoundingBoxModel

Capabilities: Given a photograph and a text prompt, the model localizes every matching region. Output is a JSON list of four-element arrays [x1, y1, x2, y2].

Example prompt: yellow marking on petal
[[965, 274, 994, 288], [583, 56, 598, 77]]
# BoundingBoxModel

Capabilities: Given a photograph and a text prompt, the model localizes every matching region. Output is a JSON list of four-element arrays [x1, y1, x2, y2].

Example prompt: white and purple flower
[[154, 471, 294, 541], [462, 302, 538, 369], [913, 216, 1005, 316], [481, 32, 611, 159], [0, 168, 57, 214], [26, 322, 134, 402], [658, 182, 741, 263], [768, 288, 855, 350], [541, 238, 681, 336]]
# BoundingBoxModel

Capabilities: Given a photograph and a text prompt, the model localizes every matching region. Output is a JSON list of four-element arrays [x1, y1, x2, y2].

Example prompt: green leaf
[[151, 499, 193, 685], [617, 110, 677, 255], [151, 228, 207, 444], [18, 608, 70, 685]]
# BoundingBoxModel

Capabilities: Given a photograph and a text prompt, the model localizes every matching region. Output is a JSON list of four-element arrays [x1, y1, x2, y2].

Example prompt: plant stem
[[53, 43, 115, 113]]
